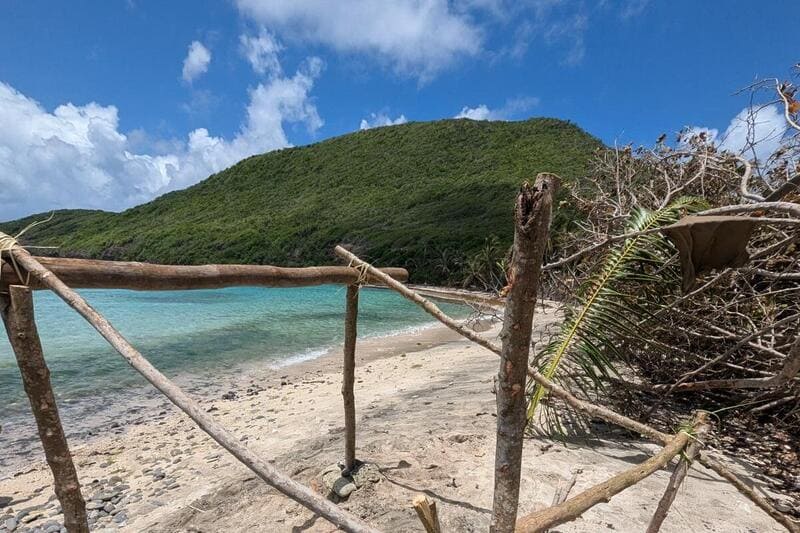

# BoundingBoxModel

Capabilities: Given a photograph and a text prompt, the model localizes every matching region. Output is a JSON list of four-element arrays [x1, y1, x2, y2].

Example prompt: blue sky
[[1, 0, 798, 219]]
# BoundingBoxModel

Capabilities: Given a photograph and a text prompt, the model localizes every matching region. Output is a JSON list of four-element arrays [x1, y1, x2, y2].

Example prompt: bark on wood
[[1, 256, 407, 291], [647, 412, 711, 533], [1, 285, 89, 533], [492, 175, 559, 533], [515, 414, 703, 533], [332, 246, 799, 533], [5, 247, 382, 533], [342, 284, 359, 474], [412, 494, 442, 533]]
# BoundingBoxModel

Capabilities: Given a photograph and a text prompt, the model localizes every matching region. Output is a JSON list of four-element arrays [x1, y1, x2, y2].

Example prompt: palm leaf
[[526, 196, 707, 432]]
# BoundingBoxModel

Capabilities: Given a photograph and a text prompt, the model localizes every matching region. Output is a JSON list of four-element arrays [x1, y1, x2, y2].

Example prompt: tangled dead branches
[[534, 65, 800, 511]]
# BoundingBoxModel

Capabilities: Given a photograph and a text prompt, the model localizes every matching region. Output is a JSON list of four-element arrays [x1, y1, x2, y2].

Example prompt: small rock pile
[[318, 461, 383, 502]]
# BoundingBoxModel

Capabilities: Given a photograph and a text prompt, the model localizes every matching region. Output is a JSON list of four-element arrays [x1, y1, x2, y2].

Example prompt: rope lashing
[[347, 258, 371, 286], [0, 231, 27, 287], [0, 214, 54, 287]]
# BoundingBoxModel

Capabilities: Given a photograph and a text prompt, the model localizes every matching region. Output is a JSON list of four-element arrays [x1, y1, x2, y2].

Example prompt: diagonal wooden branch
[[332, 248, 799, 533], [659, 333, 799, 392], [700, 202, 800, 218], [515, 412, 706, 532], [765, 174, 800, 201], [646, 413, 712, 533], [333, 246, 499, 355], [4, 246, 382, 533], [653, 321, 800, 394]]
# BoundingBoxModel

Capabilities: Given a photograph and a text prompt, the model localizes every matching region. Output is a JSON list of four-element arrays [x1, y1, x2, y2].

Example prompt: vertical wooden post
[[1, 285, 89, 533], [342, 284, 359, 474], [491, 174, 559, 533]]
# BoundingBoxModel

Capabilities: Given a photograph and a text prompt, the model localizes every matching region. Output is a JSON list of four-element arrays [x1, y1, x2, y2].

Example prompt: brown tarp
[[661, 215, 757, 292]]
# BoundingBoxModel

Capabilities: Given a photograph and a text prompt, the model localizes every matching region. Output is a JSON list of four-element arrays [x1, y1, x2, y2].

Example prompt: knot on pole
[[0, 214, 53, 288], [348, 259, 370, 286], [0, 230, 24, 287]]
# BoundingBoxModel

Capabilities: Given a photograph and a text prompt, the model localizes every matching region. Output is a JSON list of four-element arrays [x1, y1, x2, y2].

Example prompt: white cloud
[[235, 0, 482, 80], [718, 105, 787, 163], [542, 11, 588, 66], [182, 41, 212, 83], [455, 96, 539, 121], [684, 105, 789, 163], [240, 30, 282, 77], [455, 104, 493, 121], [359, 112, 408, 130], [0, 58, 323, 220]]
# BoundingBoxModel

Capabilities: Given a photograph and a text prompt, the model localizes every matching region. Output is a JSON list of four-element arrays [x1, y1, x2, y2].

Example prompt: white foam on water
[[270, 347, 330, 368], [265, 320, 448, 369]]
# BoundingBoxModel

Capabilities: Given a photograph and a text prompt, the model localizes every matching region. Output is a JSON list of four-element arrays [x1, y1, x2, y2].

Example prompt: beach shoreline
[[0, 316, 464, 478], [0, 308, 790, 532]]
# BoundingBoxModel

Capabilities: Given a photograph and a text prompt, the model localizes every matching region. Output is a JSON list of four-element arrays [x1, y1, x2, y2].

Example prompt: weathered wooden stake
[[492, 174, 559, 533], [412, 494, 442, 533], [1, 285, 89, 533], [342, 284, 359, 473], [647, 411, 711, 533]]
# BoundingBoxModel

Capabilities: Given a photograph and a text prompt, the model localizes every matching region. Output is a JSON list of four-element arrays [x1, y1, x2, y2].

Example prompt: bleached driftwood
[[551, 471, 578, 506], [1, 285, 89, 533], [3, 246, 382, 533], [492, 175, 558, 532]]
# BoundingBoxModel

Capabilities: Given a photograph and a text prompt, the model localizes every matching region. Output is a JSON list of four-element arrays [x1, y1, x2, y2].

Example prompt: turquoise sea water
[[0, 285, 468, 468], [0, 285, 467, 429]]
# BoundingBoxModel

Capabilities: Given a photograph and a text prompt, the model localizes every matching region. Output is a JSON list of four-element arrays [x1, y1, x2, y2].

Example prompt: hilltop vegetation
[[2, 118, 601, 284]]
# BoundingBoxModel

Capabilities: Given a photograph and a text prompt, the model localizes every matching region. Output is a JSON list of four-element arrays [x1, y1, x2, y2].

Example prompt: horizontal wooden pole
[[4, 248, 383, 533], [1, 256, 408, 291]]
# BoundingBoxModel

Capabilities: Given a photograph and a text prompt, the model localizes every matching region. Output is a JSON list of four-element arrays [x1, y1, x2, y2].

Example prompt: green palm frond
[[526, 196, 707, 432]]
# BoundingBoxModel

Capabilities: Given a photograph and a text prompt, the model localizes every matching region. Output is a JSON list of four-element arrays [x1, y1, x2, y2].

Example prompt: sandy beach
[[0, 309, 789, 533]]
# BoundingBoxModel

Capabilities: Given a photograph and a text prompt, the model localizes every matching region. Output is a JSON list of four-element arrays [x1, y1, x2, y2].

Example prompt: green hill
[[2, 118, 602, 285]]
